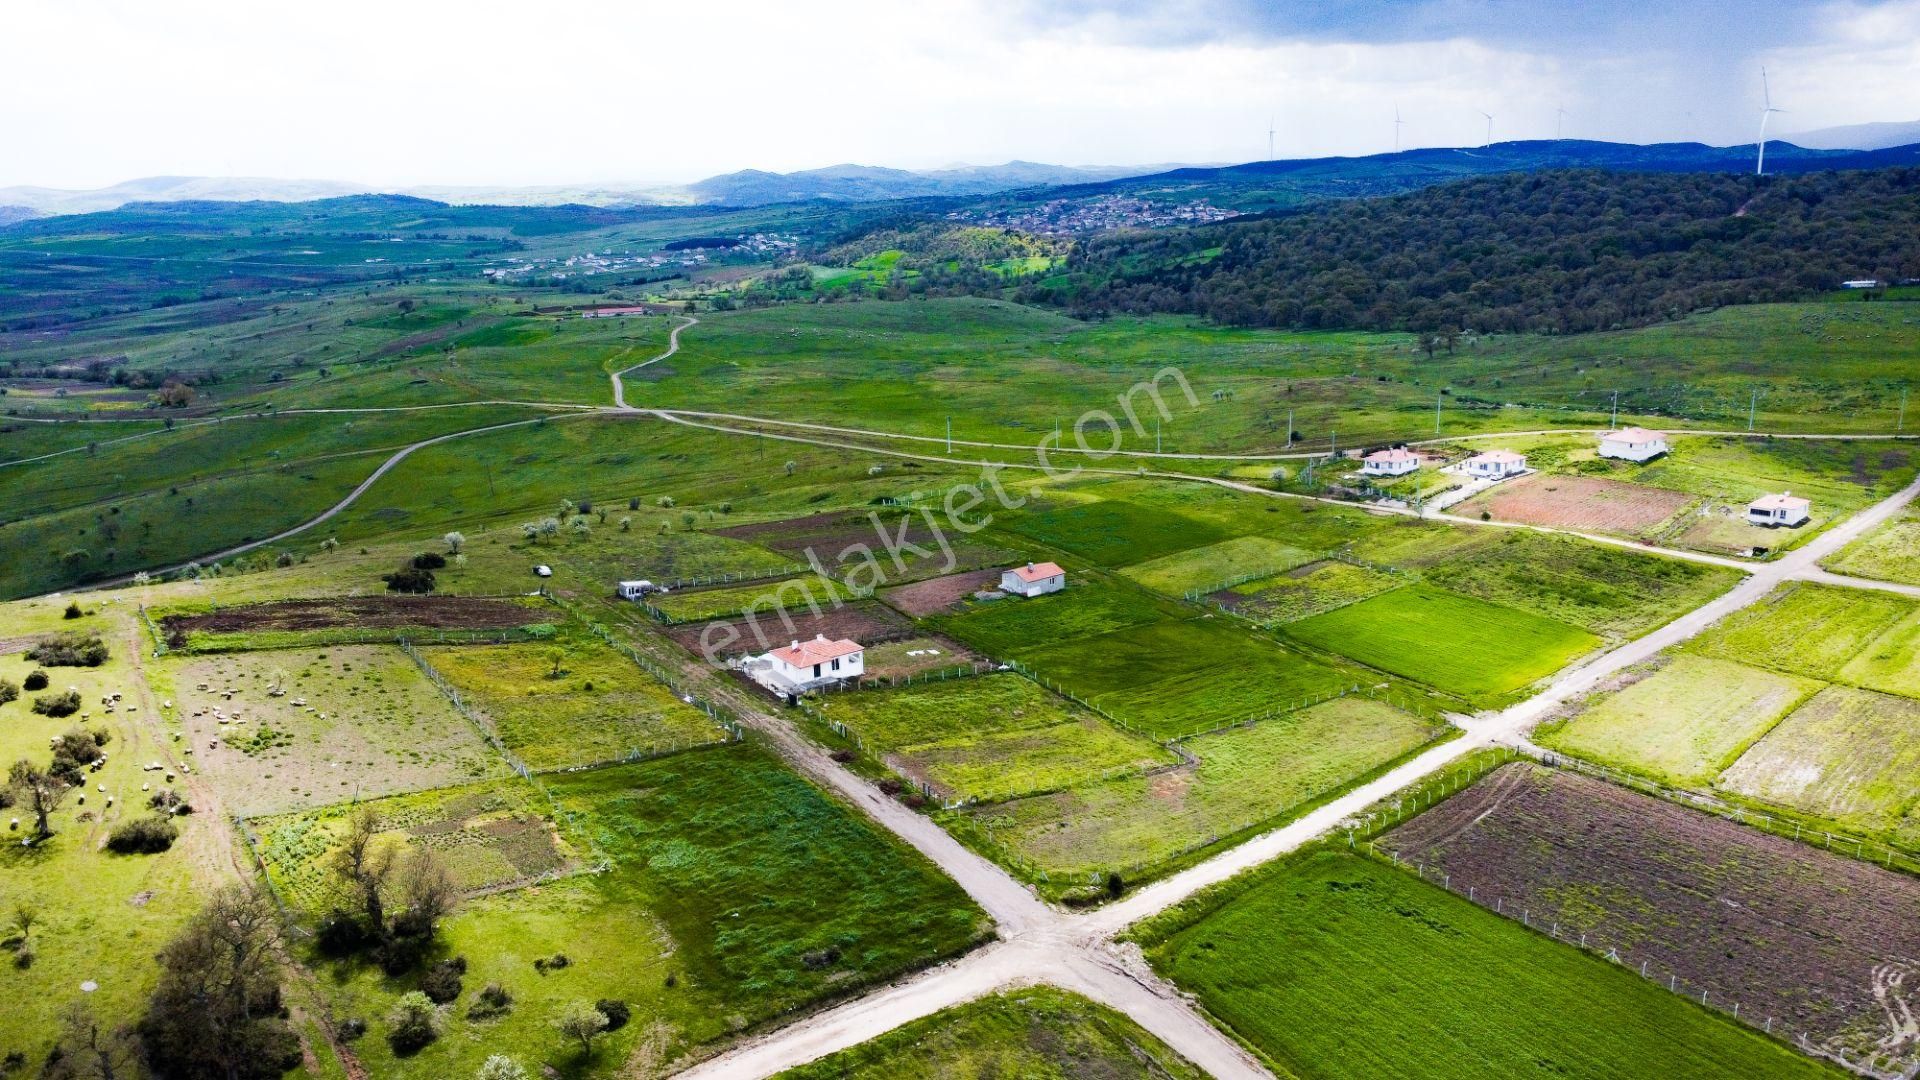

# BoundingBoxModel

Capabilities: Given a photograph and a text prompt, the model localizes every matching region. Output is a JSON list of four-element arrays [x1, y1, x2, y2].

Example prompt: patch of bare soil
[[161, 596, 539, 645], [882, 569, 1004, 617]]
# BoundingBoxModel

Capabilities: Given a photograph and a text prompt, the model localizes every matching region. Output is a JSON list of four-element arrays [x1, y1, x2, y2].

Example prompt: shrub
[[420, 958, 465, 1004], [31, 691, 81, 719], [412, 551, 447, 570], [26, 633, 108, 667], [532, 953, 571, 974], [594, 999, 630, 1032], [476, 1056, 530, 1080], [316, 911, 370, 957], [385, 991, 441, 1055], [106, 814, 178, 854], [468, 982, 513, 1020], [62, 601, 82, 620], [383, 567, 436, 594], [149, 789, 193, 815], [339, 1017, 367, 1041], [0, 679, 16, 707], [21, 671, 46, 692]]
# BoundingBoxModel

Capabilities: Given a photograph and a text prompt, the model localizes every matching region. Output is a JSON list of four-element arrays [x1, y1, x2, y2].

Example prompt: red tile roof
[[770, 635, 862, 667], [1008, 561, 1065, 582]]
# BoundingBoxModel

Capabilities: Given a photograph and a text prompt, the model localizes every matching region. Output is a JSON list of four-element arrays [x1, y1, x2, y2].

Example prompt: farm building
[[579, 305, 653, 318], [616, 580, 655, 600], [1598, 428, 1669, 462], [1362, 448, 1420, 477], [1748, 492, 1811, 527], [750, 634, 865, 694], [1002, 561, 1066, 597], [1462, 450, 1528, 480], [1841, 279, 1882, 289]]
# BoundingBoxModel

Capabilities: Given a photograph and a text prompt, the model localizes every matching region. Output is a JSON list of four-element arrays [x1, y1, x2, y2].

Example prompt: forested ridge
[[1018, 168, 1920, 333]]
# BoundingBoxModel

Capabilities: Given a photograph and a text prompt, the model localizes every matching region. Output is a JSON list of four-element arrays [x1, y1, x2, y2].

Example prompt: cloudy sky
[[5, 0, 1917, 189]]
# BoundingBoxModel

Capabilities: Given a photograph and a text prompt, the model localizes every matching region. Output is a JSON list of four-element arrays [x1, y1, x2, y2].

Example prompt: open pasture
[[162, 645, 505, 815], [1215, 559, 1403, 624], [1382, 763, 1920, 1072], [1420, 531, 1742, 639], [156, 594, 551, 650], [421, 630, 727, 771], [297, 743, 990, 1079], [1455, 472, 1693, 534], [991, 493, 1230, 567], [1539, 656, 1820, 785], [958, 697, 1444, 882], [717, 506, 1016, 583], [775, 987, 1203, 1079], [645, 574, 842, 623], [664, 599, 915, 661], [1829, 505, 1920, 586], [1139, 850, 1834, 1080], [1718, 686, 1920, 846], [932, 578, 1173, 658], [254, 777, 574, 912], [1118, 534, 1319, 597], [1686, 582, 1916, 680], [1284, 586, 1599, 703]]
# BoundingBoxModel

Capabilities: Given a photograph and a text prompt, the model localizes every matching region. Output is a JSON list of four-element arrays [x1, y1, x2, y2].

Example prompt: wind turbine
[[1481, 111, 1494, 149], [1755, 67, 1785, 175], [1268, 116, 1276, 161], [1394, 107, 1406, 153], [1556, 107, 1568, 141]]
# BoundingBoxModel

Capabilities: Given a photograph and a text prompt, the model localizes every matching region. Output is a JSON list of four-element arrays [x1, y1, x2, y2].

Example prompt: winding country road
[[611, 314, 698, 409]]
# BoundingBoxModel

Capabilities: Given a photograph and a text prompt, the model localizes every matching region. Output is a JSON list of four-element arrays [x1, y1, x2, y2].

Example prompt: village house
[[1748, 492, 1811, 527], [1462, 450, 1528, 480], [616, 580, 655, 600], [1002, 561, 1066, 597], [753, 634, 865, 694], [1362, 447, 1421, 477], [1598, 428, 1669, 462]]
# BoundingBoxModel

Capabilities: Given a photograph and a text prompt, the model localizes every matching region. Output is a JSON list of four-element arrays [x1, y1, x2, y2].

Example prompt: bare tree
[[392, 848, 458, 941], [331, 806, 396, 933], [10, 759, 70, 838], [49, 1002, 140, 1080], [139, 884, 300, 1080]]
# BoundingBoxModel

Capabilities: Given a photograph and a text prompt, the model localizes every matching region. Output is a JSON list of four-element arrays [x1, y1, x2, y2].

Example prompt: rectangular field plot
[[1119, 535, 1319, 597], [991, 496, 1229, 567], [1420, 532, 1741, 640], [1139, 850, 1832, 1080], [1539, 656, 1821, 786], [644, 574, 842, 623], [861, 636, 977, 680], [1216, 559, 1403, 624], [1283, 586, 1599, 703], [1455, 472, 1693, 534], [1718, 686, 1920, 843], [1829, 509, 1920, 586], [774, 987, 1204, 1079], [1836, 606, 1920, 698], [1686, 583, 1916, 679], [301, 743, 990, 1079], [254, 778, 574, 913], [1017, 618, 1363, 738], [664, 600, 915, 662], [420, 634, 727, 771], [1381, 763, 1920, 1072], [717, 508, 1016, 582], [958, 697, 1444, 881], [880, 568, 1003, 617], [933, 579, 1173, 658], [156, 594, 553, 651], [163, 646, 507, 815]]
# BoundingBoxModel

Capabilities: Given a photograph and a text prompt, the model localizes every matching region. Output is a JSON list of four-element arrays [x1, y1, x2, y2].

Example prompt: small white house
[[758, 635, 864, 693], [1362, 448, 1420, 477], [616, 580, 655, 600], [1598, 427, 1669, 462], [1002, 561, 1066, 597], [533, 565, 552, 578], [1841, 279, 1882, 289], [1462, 450, 1528, 480], [1748, 492, 1811, 527]]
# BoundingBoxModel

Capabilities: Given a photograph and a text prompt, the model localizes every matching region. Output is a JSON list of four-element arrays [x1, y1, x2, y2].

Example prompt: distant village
[[481, 233, 800, 282], [949, 194, 1237, 236]]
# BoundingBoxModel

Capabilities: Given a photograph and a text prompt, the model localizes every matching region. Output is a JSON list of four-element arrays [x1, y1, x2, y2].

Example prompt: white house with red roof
[[1462, 449, 1528, 480], [752, 634, 865, 693], [1748, 491, 1811, 527], [1001, 561, 1066, 597], [1361, 447, 1420, 477], [1598, 427, 1669, 462]]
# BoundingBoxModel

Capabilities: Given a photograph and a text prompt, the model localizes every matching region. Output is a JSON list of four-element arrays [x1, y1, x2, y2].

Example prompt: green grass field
[[1539, 656, 1821, 786], [1829, 505, 1920, 585], [957, 697, 1444, 881], [1718, 686, 1920, 847], [1225, 559, 1405, 624], [645, 575, 839, 623], [1284, 586, 1599, 703], [932, 578, 1175, 658], [1139, 851, 1835, 1080], [1685, 582, 1916, 679], [1119, 534, 1320, 596], [774, 987, 1203, 1078]]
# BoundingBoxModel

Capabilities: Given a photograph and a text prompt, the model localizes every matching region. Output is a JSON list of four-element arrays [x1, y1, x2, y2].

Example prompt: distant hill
[[1785, 120, 1920, 152], [0, 175, 368, 217], [0, 205, 37, 226]]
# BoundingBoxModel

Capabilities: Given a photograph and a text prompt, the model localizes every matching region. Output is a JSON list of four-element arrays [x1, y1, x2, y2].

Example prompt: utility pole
[[1435, 391, 1443, 436], [1155, 418, 1162, 454], [1287, 410, 1294, 445], [1611, 390, 1619, 429], [1901, 386, 1908, 433], [946, 416, 952, 454], [1330, 430, 1338, 459], [1749, 389, 1758, 432]]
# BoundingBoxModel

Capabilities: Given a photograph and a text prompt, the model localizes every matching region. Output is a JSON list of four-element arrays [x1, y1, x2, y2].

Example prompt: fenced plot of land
[[718, 508, 1016, 582], [1139, 851, 1831, 1080], [645, 574, 843, 624], [1719, 686, 1920, 847], [992, 497, 1230, 567], [1830, 508, 1920, 587], [1284, 586, 1599, 703], [1456, 472, 1693, 534], [859, 636, 977, 681], [421, 635, 726, 771], [254, 777, 573, 913], [1215, 559, 1402, 625], [932, 579, 1173, 658], [664, 600, 916, 661], [1836, 607, 1920, 699], [880, 568, 1004, 617], [157, 595, 548, 650], [1540, 656, 1822, 786], [1119, 535, 1320, 597], [1687, 582, 1916, 680], [1381, 763, 1920, 1072], [167, 647, 506, 815], [958, 698, 1444, 881]]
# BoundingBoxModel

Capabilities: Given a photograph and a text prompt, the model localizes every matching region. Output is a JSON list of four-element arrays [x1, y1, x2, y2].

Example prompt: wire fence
[[136, 604, 167, 657]]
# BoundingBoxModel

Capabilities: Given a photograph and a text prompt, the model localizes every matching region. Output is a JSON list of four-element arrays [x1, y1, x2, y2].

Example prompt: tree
[[783, 460, 797, 476], [331, 806, 396, 934], [13, 900, 38, 945], [680, 512, 696, 531], [47, 1002, 140, 1080], [618, 516, 632, 532], [391, 848, 457, 943], [443, 531, 465, 554], [0, 678, 17, 706], [10, 759, 70, 838], [552, 1000, 609, 1057], [385, 991, 440, 1054], [138, 885, 301, 1080], [476, 1056, 530, 1080]]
